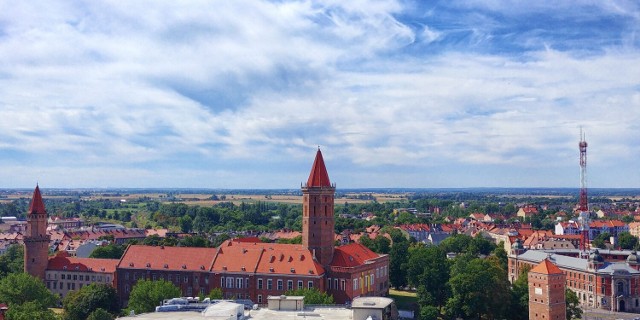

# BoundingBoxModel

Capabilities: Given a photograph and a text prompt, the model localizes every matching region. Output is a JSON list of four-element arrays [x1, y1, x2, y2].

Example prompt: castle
[[24, 149, 390, 305]]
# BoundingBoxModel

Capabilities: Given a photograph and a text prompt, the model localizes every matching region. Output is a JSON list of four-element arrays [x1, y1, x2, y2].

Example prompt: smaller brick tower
[[528, 258, 566, 320], [302, 148, 336, 266], [24, 185, 50, 280]]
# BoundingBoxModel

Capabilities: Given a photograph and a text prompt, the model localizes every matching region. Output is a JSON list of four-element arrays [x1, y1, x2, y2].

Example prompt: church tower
[[528, 258, 566, 320], [24, 185, 50, 280], [302, 149, 336, 266]]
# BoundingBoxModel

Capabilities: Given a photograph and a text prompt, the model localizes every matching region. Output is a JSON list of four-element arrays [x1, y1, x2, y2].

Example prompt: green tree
[[63, 284, 119, 320], [208, 288, 223, 299], [0, 272, 57, 308], [407, 245, 450, 315], [618, 232, 638, 250], [509, 266, 530, 320], [284, 288, 334, 305], [592, 232, 611, 249], [389, 241, 409, 289], [89, 244, 125, 259], [5, 301, 59, 320], [566, 289, 582, 320], [446, 257, 510, 319], [86, 308, 114, 320], [0, 244, 24, 277], [179, 216, 193, 233], [373, 236, 391, 254], [127, 279, 181, 314]]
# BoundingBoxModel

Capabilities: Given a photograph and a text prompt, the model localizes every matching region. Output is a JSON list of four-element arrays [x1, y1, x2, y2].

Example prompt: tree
[[566, 289, 582, 320], [407, 245, 450, 315], [373, 236, 391, 254], [618, 232, 638, 250], [0, 272, 57, 308], [592, 232, 611, 249], [0, 244, 24, 277], [5, 301, 59, 320], [179, 215, 193, 233], [87, 308, 114, 320], [89, 244, 125, 259], [127, 279, 181, 314], [63, 283, 119, 320], [284, 288, 334, 305], [208, 288, 223, 300], [446, 257, 510, 319], [389, 241, 409, 289], [509, 266, 530, 320]]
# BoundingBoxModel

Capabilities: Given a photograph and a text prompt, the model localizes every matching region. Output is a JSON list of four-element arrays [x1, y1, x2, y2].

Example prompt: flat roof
[[351, 297, 394, 309], [116, 307, 353, 320]]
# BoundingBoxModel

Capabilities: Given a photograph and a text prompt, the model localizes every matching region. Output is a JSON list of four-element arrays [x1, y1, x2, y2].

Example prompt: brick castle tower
[[528, 258, 566, 320], [23, 185, 50, 280], [302, 148, 336, 266]]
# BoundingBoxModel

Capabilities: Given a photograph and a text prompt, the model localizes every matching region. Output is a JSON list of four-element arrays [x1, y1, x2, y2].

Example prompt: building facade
[[46, 252, 118, 299]]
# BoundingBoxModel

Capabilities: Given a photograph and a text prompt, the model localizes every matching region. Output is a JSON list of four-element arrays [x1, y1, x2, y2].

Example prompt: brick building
[[528, 259, 566, 320], [510, 240, 640, 313], [46, 252, 119, 299]]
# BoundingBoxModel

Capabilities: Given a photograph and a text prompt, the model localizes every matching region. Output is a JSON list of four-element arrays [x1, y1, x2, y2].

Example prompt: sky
[[0, 0, 639, 189]]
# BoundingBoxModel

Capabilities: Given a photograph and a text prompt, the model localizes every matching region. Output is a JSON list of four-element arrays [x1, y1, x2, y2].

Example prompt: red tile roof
[[48, 252, 118, 273], [306, 149, 331, 187], [330, 243, 381, 268], [118, 245, 218, 272], [530, 258, 563, 275], [213, 240, 324, 276], [29, 185, 46, 214]]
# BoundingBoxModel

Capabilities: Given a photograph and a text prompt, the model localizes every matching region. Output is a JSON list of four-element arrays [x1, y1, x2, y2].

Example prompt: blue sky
[[0, 0, 639, 188]]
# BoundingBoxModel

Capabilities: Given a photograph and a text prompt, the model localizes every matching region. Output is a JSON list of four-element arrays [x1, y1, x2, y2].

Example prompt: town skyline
[[1, 1, 639, 189]]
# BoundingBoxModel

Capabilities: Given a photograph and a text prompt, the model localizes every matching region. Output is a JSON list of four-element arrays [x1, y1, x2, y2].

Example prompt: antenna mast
[[578, 128, 590, 253]]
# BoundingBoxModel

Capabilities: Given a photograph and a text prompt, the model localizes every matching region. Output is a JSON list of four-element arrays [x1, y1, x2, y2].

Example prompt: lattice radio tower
[[578, 128, 590, 253]]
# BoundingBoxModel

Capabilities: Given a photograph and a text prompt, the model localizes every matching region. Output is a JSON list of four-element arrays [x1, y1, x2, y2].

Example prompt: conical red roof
[[306, 149, 331, 187], [530, 258, 562, 275], [29, 185, 47, 215]]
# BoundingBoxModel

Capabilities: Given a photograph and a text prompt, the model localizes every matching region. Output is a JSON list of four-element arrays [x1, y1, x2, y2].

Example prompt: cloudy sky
[[1, 1, 639, 189]]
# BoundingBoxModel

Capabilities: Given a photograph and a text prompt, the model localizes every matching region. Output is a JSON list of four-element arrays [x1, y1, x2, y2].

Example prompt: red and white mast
[[578, 128, 590, 253]]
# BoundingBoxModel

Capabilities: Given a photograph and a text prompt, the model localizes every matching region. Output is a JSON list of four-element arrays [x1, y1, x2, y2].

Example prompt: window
[[125, 284, 130, 293], [53, 282, 57, 289], [258, 295, 263, 304], [153, 274, 157, 281], [246, 278, 249, 289], [221, 277, 225, 288], [61, 274, 66, 280], [334, 279, 338, 290], [227, 277, 234, 288], [287, 280, 293, 290], [205, 277, 209, 284], [237, 278, 243, 289], [267, 279, 273, 290], [277, 280, 283, 291], [194, 276, 198, 284], [200, 288, 205, 295], [371, 274, 374, 285], [308, 281, 313, 289], [73, 275, 77, 280], [187, 287, 192, 296], [618, 281, 624, 294], [258, 279, 263, 289], [341, 280, 345, 290], [184, 275, 188, 283]]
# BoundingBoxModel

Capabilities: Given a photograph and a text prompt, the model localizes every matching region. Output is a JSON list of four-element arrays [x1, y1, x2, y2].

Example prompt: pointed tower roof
[[306, 148, 332, 187], [28, 185, 47, 215], [530, 258, 562, 275]]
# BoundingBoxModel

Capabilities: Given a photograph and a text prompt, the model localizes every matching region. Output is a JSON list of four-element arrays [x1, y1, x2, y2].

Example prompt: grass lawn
[[389, 289, 418, 310]]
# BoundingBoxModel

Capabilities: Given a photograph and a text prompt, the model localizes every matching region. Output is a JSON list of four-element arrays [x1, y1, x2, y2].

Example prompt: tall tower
[[302, 148, 336, 266], [528, 258, 566, 320], [578, 129, 590, 253], [24, 185, 50, 280]]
